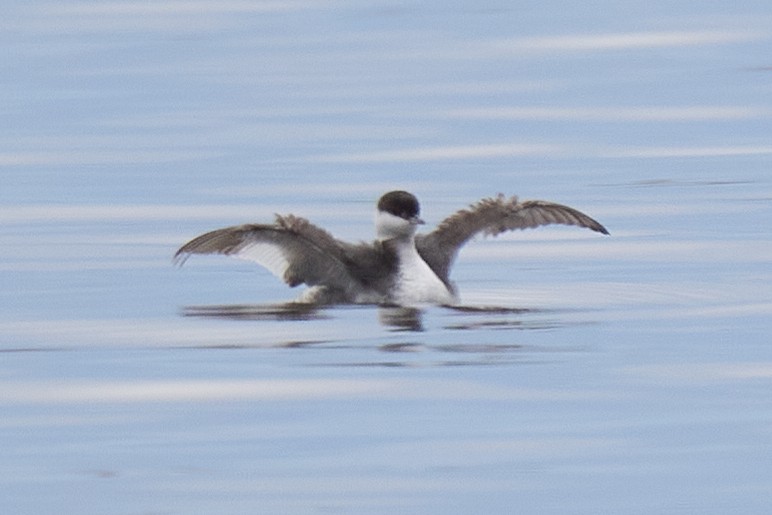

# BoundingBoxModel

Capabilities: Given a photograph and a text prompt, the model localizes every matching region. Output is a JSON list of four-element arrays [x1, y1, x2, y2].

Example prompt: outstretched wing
[[415, 194, 609, 284], [174, 214, 366, 293]]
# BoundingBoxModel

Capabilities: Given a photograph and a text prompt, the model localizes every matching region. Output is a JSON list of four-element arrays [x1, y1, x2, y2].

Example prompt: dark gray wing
[[174, 214, 379, 295], [415, 194, 609, 284]]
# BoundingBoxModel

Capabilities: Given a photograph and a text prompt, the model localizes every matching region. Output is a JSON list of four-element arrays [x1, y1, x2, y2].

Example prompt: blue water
[[2, 1, 772, 514]]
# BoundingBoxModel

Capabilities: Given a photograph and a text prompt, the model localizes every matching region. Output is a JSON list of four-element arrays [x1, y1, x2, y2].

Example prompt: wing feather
[[416, 194, 608, 284], [174, 215, 362, 291]]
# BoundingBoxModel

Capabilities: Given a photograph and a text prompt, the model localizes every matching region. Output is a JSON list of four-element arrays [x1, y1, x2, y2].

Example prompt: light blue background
[[2, 1, 772, 514]]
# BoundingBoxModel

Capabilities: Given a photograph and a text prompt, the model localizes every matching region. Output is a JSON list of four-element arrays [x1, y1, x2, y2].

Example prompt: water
[[2, 1, 772, 514]]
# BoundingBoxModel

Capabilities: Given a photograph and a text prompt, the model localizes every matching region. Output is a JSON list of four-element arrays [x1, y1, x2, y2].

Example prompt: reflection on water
[[182, 302, 329, 322], [178, 302, 588, 367], [444, 305, 568, 331], [378, 305, 425, 331], [181, 302, 567, 332], [368, 340, 534, 369]]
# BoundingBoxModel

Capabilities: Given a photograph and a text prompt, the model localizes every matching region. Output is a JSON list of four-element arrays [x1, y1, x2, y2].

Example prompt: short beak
[[411, 216, 425, 225]]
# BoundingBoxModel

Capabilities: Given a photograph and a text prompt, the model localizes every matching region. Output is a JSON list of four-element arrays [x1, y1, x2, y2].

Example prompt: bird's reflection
[[179, 302, 585, 367], [182, 303, 426, 331], [182, 303, 329, 322], [377, 306, 425, 331], [182, 303, 555, 332]]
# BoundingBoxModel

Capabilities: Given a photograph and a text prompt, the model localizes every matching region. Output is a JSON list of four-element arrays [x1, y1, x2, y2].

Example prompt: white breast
[[392, 241, 456, 305]]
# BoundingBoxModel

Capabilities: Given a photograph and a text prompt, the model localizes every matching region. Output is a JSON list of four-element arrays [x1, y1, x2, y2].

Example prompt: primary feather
[[415, 194, 608, 286], [174, 214, 396, 302]]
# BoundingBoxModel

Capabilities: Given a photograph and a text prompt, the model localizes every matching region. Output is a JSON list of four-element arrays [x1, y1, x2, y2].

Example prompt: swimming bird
[[174, 191, 608, 305]]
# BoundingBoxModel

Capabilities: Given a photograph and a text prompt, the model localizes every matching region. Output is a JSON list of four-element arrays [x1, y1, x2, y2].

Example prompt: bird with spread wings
[[174, 192, 608, 304]]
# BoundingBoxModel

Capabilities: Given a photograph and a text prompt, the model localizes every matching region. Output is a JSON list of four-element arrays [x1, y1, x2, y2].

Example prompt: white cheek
[[375, 211, 413, 240]]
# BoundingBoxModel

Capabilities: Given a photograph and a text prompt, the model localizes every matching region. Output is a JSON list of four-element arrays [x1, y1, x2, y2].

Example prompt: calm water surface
[[2, 1, 772, 514]]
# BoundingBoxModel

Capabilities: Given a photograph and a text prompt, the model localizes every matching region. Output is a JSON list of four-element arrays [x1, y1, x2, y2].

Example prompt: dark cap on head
[[377, 190, 421, 220]]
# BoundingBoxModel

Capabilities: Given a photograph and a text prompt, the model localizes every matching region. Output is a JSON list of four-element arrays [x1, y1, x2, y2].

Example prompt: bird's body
[[174, 191, 608, 306]]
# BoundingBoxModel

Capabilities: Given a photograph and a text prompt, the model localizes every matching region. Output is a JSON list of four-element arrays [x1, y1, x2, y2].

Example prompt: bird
[[174, 190, 608, 305]]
